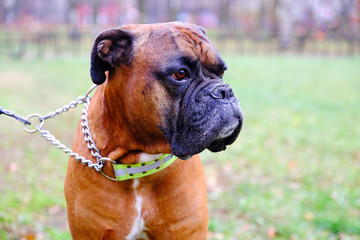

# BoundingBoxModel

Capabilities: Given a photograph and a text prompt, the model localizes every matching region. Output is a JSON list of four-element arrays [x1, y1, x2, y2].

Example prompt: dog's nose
[[210, 84, 234, 99]]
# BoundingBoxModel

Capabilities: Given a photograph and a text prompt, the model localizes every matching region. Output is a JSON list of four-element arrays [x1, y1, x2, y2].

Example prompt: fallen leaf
[[26, 232, 36, 240], [267, 226, 277, 238], [9, 163, 18, 172], [287, 160, 297, 170], [48, 205, 62, 215], [304, 212, 314, 220]]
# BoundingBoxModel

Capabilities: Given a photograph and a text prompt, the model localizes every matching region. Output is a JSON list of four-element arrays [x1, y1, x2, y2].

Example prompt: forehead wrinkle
[[151, 29, 179, 49], [172, 27, 208, 64], [133, 23, 224, 74], [133, 28, 183, 69], [174, 26, 223, 74]]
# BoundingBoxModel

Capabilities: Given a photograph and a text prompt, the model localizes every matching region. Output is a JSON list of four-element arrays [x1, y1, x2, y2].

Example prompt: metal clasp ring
[[98, 157, 118, 181], [23, 114, 45, 133]]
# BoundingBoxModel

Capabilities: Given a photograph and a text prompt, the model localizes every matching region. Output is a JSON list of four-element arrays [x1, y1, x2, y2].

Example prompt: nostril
[[228, 88, 234, 98], [210, 84, 234, 99], [221, 89, 227, 99]]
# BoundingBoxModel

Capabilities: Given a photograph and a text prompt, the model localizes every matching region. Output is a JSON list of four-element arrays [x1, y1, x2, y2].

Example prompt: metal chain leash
[[1, 85, 108, 172], [0, 107, 31, 125], [1, 85, 179, 181]]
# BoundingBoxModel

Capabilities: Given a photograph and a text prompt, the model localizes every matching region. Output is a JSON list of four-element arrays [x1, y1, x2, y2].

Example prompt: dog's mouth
[[170, 115, 243, 160], [206, 122, 242, 153]]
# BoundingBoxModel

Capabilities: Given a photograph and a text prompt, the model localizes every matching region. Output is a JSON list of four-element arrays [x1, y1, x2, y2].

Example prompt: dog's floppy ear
[[90, 28, 134, 85]]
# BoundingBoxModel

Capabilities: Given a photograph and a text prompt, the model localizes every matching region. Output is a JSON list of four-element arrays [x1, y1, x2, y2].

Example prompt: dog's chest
[[126, 179, 149, 240]]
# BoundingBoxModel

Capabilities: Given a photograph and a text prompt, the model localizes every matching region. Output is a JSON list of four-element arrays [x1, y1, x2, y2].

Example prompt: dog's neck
[[86, 80, 171, 164]]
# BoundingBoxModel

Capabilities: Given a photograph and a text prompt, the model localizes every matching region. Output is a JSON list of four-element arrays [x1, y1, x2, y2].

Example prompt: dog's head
[[90, 22, 243, 159]]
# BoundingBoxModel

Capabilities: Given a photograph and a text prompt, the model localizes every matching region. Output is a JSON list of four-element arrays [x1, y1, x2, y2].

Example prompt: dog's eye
[[219, 71, 225, 79], [172, 69, 189, 81]]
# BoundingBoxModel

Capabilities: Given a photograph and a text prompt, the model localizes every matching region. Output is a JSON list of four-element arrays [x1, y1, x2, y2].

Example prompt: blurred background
[[0, 0, 359, 57], [0, 0, 359, 240]]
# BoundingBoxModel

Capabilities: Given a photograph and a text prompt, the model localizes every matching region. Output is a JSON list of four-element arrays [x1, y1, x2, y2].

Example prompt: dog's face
[[90, 22, 243, 159]]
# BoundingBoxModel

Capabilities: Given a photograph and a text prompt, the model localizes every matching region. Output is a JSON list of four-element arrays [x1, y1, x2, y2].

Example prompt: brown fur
[[65, 23, 210, 239]]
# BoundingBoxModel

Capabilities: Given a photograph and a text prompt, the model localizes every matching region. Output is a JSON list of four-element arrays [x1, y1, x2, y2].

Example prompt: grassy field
[[0, 53, 359, 240]]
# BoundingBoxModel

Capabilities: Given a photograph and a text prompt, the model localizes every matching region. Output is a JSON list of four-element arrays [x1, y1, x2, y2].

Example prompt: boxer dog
[[65, 22, 242, 240]]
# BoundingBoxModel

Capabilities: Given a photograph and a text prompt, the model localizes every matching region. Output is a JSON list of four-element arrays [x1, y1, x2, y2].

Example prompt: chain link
[[41, 96, 87, 121], [37, 126, 103, 171], [41, 84, 97, 122], [1, 85, 106, 172], [10, 85, 105, 172], [80, 96, 103, 163]]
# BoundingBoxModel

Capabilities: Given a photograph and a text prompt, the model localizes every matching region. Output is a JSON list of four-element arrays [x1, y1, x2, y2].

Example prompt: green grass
[[0, 54, 359, 239], [204, 55, 360, 239]]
